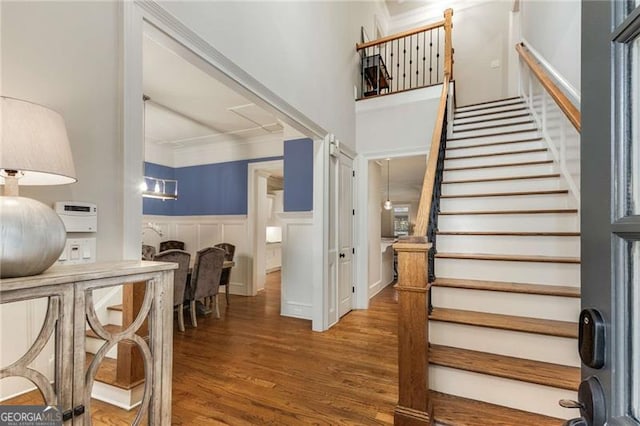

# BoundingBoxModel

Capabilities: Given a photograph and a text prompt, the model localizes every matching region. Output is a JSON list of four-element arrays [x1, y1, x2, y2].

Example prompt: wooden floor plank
[[432, 278, 580, 297], [430, 307, 578, 338], [431, 391, 564, 426], [429, 345, 580, 390]]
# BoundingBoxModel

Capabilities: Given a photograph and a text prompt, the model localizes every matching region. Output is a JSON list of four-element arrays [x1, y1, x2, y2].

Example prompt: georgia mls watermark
[[0, 405, 62, 426]]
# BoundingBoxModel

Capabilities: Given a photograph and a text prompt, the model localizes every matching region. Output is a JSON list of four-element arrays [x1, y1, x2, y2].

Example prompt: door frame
[[247, 160, 284, 296], [121, 0, 326, 260], [354, 148, 428, 310], [583, 1, 640, 424]]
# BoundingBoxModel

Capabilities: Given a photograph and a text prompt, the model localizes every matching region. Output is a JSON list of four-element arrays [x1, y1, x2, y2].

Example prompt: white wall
[[520, 0, 581, 102], [367, 161, 382, 295], [388, 1, 513, 106], [159, 1, 389, 150], [356, 85, 442, 155], [2, 1, 124, 261]]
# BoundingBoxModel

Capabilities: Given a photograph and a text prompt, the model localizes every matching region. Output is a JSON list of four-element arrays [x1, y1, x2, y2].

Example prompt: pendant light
[[141, 94, 178, 201], [384, 159, 393, 210]]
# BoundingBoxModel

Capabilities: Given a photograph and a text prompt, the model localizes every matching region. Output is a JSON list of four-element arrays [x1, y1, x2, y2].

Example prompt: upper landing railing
[[356, 9, 453, 100]]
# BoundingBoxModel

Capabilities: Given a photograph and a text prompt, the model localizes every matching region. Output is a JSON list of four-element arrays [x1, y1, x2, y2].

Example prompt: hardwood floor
[[171, 272, 397, 425], [3, 272, 399, 425]]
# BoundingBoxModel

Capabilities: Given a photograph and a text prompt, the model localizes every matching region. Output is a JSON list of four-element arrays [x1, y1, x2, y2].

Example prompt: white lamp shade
[[1, 96, 76, 185]]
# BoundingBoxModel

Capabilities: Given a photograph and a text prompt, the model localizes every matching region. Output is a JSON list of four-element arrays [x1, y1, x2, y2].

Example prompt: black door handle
[[339, 253, 345, 258]]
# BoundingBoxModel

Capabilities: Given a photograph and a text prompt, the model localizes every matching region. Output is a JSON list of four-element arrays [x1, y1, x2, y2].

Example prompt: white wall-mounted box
[[55, 201, 97, 232]]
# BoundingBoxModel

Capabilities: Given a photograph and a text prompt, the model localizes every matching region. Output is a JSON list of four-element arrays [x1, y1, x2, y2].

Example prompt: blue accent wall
[[283, 138, 314, 212], [143, 156, 283, 216]]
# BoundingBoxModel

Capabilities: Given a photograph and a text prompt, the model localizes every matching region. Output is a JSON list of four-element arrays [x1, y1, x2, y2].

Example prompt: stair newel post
[[444, 8, 453, 80], [394, 237, 433, 426]]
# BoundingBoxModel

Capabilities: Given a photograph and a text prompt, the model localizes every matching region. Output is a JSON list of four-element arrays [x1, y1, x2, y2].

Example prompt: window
[[393, 205, 410, 237]]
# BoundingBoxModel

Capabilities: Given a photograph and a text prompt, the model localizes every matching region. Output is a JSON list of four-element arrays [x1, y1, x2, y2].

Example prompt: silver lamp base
[[0, 196, 66, 278]]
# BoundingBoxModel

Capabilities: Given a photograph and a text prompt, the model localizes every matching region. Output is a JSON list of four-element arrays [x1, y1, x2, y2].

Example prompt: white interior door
[[338, 153, 354, 317]]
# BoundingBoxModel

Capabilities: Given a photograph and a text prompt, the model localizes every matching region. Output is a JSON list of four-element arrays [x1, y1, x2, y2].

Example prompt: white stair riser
[[430, 321, 580, 366], [447, 140, 545, 158], [432, 287, 580, 322], [107, 310, 122, 326], [443, 150, 549, 169], [437, 234, 580, 257], [85, 336, 117, 359], [429, 366, 577, 419], [447, 131, 540, 148], [454, 109, 529, 124], [441, 177, 563, 195], [456, 100, 524, 114], [444, 163, 556, 181], [440, 193, 570, 211], [438, 212, 579, 232], [451, 123, 537, 138], [453, 115, 532, 130], [435, 257, 580, 286]]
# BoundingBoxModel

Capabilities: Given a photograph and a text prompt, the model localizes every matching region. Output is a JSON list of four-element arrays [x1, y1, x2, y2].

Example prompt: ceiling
[[379, 155, 427, 202], [143, 32, 282, 149], [385, 0, 437, 17]]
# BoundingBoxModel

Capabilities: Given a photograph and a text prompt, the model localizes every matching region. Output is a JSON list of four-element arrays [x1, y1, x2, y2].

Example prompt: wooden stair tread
[[452, 113, 530, 127], [446, 137, 542, 151], [444, 160, 553, 171], [430, 344, 580, 390], [435, 252, 580, 263], [438, 231, 580, 237], [107, 304, 123, 312], [446, 148, 546, 160], [432, 278, 580, 297], [455, 100, 524, 114], [441, 189, 568, 199], [430, 308, 578, 338], [448, 129, 539, 142], [86, 353, 144, 390], [452, 120, 535, 133], [431, 390, 565, 426], [443, 173, 561, 184], [456, 96, 522, 110], [439, 208, 578, 215], [453, 106, 527, 120], [86, 324, 123, 339]]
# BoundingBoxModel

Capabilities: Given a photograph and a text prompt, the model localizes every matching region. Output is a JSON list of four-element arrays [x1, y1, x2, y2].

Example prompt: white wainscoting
[[279, 212, 314, 320], [142, 215, 251, 295]]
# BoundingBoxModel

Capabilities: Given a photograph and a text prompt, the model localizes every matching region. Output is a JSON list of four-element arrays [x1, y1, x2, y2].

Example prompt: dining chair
[[188, 247, 225, 326], [159, 240, 185, 252], [153, 249, 191, 332], [141, 244, 156, 261], [214, 243, 235, 305]]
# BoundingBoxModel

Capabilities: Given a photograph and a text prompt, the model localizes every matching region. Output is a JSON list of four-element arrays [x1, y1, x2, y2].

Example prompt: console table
[[0, 261, 176, 425]]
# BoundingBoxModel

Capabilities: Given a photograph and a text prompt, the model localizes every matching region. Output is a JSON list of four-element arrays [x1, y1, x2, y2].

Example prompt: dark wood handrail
[[516, 43, 581, 132], [413, 74, 450, 236], [356, 20, 445, 51]]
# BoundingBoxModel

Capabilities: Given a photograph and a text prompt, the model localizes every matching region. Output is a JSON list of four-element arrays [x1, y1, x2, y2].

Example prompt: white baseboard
[[91, 381, 144, 411], [281, 301, 312, 320], [368, 279, 392, 299]]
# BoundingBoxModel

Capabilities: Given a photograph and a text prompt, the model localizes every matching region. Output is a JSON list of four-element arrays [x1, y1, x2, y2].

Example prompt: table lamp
[[0, 96, 77, 278]]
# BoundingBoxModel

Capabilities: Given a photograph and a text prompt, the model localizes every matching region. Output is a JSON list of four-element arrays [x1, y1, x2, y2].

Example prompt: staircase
[[429, 96, 580, 423]]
